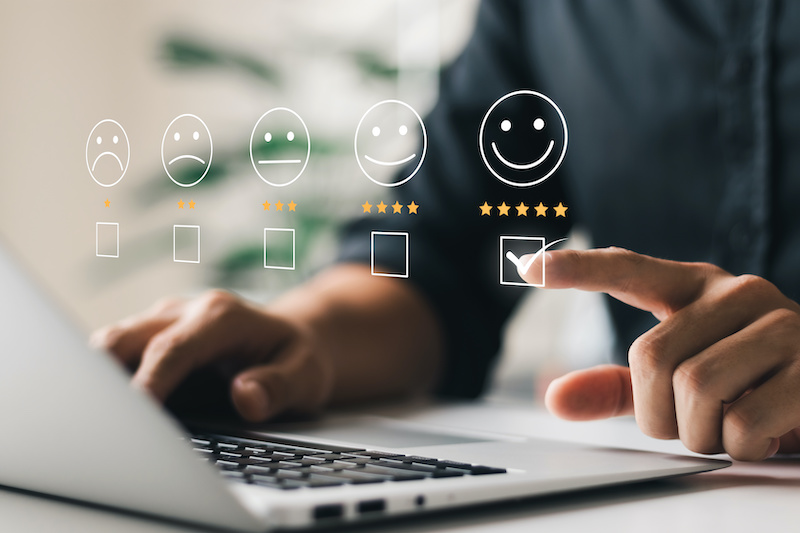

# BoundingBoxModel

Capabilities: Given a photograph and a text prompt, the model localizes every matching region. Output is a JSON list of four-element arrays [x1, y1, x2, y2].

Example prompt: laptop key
[[360, 464, 429, 481]]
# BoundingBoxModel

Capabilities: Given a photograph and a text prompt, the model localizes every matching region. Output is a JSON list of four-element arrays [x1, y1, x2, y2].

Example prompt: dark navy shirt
[[339, 0, 800, 398]]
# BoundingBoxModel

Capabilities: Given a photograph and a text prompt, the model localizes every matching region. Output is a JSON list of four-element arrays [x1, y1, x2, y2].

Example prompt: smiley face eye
[[96, 136, 102, 145], [372, 126, 381, 137], [533, 118, 545, 131], [174, 132, 181, 142], [112, 135, 119, 144], [399, 125, 408, 136], [287, 131, 295, 141], [500, 119, 512, 132], [193, 131, 200, 141], [264, 132, 272, 142]]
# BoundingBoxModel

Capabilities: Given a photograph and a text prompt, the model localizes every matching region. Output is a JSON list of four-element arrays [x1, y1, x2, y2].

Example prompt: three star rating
[[262, 200, 298, 212], [479, 201, 567, 217], [362, 201, 419, 215]]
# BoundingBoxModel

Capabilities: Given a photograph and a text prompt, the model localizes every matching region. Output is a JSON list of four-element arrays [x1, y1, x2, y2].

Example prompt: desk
[[1, 400, 797, 532]]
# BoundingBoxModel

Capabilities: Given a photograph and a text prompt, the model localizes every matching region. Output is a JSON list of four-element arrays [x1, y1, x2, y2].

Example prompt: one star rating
[[479, 201, 568, 217], [178, 199, 196, 209], [104, 199, 110, 208], [362, 201, 420, 215], [262, 200, 298, 212]]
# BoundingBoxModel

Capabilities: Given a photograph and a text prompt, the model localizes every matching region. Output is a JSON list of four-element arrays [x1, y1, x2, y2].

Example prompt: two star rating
[[479, 201, 567, 217], [362, 201, 419, 215]]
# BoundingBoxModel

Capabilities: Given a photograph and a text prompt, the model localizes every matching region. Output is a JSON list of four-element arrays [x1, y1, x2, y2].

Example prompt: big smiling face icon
[[249, 107, 311, 187], [86, 119, 130, 187], [161, 114, 213, 187], [479, 90, 568, 187], [354, 100, 427, 187]]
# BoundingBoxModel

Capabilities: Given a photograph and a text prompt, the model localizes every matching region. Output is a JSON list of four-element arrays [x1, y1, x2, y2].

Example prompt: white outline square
[[264, 228, 296, 270], [371, 231, 409, 278], [173, 225, 201, 264], [96, 222, 119, 258], [500, 236, 546, 287]]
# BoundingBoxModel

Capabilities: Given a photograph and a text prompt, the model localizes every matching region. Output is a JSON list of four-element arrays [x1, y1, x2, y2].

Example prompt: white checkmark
[[505, 238, 568, 275]]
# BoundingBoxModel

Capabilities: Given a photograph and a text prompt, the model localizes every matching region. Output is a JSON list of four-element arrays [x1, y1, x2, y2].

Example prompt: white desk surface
[[1, 399, 797, 532]]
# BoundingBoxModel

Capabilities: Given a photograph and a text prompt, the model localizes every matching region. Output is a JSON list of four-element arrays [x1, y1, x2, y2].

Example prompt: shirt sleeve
[[338, 0, 573, 398]]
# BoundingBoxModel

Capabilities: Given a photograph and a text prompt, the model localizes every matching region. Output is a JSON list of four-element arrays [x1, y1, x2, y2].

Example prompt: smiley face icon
[[161, 114, 213, 187], [86, 119, 130, 187], [249, 107, 311, 187], [479, 90, 568, 188], [354, 100, 427, 187]]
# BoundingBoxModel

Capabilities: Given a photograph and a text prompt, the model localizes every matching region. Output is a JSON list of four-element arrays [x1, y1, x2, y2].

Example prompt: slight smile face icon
[[86, 119, 130, 187], [161, 114, 213, 187], [354, 100, 427, 187], [479, 90, 568, 188], [249, 108, 310, 187]]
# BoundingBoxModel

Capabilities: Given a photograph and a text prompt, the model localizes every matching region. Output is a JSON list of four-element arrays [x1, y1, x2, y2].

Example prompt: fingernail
[[765, 438, 780, 458], [239, 380, 269, 420]]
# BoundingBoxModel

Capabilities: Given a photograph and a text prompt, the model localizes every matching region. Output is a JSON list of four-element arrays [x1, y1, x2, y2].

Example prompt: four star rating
[[480, 201, 567, 217], [362, 201, 419, 215]]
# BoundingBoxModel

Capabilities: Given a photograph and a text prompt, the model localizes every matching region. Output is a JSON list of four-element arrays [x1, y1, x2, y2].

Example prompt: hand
[[90, 290, 334, 422], [519, 247, 800, 461]]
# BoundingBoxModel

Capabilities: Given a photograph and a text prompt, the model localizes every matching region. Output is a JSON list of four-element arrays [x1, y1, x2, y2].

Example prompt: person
[[91, 0, 800, 461]]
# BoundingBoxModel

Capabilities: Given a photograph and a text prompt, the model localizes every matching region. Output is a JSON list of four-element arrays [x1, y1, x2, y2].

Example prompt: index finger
[[521, 247, 715, 320]]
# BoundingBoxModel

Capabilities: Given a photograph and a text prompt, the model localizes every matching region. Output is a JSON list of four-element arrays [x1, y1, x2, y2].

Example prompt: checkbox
[[264, 228, 295, 270], [96, 222, 119, 258], [174, 225, 200, 264], [371, 231, 409, 278], [500, 236, 545, 287]]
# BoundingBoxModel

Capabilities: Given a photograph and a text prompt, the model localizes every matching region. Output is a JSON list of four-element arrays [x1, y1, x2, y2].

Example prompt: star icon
[[497, 202, 510, 216], [288, 201, 297, 212], [407, 201, 419, 214], [362, 201, 372, 213], [479, 202, 493, 216], [392, 201, 403, 214], [554, 202, 568, 217], [189, 200, 196, 209], [178, 199, 185, 209], [275, 201, 284, 212], [534, 202, 548, 217], [262, 200, 270, 211], [377, 201, 388, 214], [516, 202, 529, 216], [104, 199, 110, 208]]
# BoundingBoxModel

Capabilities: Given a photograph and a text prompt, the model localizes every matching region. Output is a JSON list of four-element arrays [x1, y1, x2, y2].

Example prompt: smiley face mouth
[[91, 152, 124, 172], [364, 153, 417, 167], [257, 159, 302, 165], [168, 154, 206, 166], [491, 139, 554, 171]]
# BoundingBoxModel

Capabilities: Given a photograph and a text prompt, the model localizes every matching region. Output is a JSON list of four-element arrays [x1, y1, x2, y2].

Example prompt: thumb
[[230, 345, 333, 422], [544, 364, 634, 421]]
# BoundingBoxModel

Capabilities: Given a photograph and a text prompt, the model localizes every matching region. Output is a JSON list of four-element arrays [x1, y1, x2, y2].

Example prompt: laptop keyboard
[[190, 432, 507, 490]]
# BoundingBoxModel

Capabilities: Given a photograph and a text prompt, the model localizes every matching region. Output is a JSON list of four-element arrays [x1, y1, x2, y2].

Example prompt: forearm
[[267, 264, 445, 405]]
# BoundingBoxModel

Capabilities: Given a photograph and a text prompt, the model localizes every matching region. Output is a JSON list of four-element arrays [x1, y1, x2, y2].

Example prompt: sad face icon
[[478, 90, 568, 188], [86, 119, 130, 187], [161, 114, 213, 187]]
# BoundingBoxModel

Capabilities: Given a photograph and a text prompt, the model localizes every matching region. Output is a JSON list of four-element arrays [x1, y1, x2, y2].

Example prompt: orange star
[[362, 201, 372, 213], [407, 201, 419, 214], [516, 202, 529, 216], [554, 202, 568, 217], [178, 199, 185, 209], [479, 202, 493, 216], [275, 201, 284, 211], [188, 200, 196, 209], [104, 199, 110, 208], [377, 201, 388, 214], [288, 201, 297, 212], [262, 200, 270, 211], [497, 202, 510, 216], [534, 202, 548, 217], [392, 201, 403, 214]]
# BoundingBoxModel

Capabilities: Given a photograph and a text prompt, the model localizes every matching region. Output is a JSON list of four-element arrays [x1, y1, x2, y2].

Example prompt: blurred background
[[0, 0, 612, 402]]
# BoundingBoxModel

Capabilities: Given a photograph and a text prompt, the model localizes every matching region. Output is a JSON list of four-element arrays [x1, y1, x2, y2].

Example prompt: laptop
[[0, 1, 729, 531]]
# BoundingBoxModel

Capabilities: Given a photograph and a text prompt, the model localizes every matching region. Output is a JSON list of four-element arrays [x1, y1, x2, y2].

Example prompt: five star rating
[[479, 201, 567, 217], [362, 201, 419, 215]]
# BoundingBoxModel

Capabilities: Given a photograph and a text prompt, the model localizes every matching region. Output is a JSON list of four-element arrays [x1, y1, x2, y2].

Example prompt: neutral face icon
[[161, 114, 213, 187], [249, 108, 310, 187], [86, 119, 130, 187], [354, 100, 427, 187], [479, 90, 568, 187]]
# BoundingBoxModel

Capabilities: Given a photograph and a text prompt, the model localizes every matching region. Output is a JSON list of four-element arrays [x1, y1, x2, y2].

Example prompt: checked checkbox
[[500, 236, 566, 287]]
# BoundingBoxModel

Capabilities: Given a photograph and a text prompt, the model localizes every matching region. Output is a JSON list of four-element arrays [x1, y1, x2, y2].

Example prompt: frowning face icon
[[161, 114, 213, 187], [478, 90, 568, 188], [86, 119, 130, 187]]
